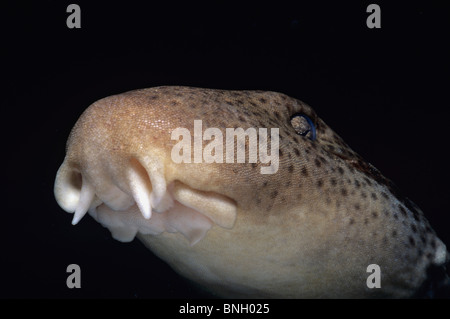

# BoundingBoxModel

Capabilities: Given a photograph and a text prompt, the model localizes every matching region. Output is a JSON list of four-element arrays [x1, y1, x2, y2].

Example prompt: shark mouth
[[54, 156, 237, 246]]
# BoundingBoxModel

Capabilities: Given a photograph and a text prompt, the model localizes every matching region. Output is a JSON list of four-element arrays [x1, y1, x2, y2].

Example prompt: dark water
[[3, 2, 449, 299]]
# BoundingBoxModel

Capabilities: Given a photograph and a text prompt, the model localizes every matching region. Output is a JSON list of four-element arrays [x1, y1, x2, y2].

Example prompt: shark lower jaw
[[54, 155, 237, 246]]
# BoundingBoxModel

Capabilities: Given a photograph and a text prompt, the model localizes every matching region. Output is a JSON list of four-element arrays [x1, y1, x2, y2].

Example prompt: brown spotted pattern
[[61, 86, 448, 298]]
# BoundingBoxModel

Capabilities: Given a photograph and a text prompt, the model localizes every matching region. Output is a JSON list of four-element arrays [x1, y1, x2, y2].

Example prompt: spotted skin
[[55, 86, 448, 298]]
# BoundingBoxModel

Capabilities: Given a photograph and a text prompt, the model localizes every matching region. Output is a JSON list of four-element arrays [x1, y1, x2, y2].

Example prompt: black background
[[2, 1, 450, 299]]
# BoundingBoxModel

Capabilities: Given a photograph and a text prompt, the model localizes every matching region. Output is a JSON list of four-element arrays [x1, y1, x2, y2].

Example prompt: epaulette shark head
[[54, 86, 449, 298]]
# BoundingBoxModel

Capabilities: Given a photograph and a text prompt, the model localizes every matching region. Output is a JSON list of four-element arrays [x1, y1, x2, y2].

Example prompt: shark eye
[[290, 114, 316, 141]]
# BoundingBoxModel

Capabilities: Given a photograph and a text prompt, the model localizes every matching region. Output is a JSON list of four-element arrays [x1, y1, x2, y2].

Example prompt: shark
[[54, 86, 449, 298]]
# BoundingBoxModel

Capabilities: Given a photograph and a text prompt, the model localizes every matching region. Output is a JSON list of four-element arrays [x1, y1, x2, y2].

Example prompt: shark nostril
[[54, 162, 84, 213], [69, 170, 82, 192]]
